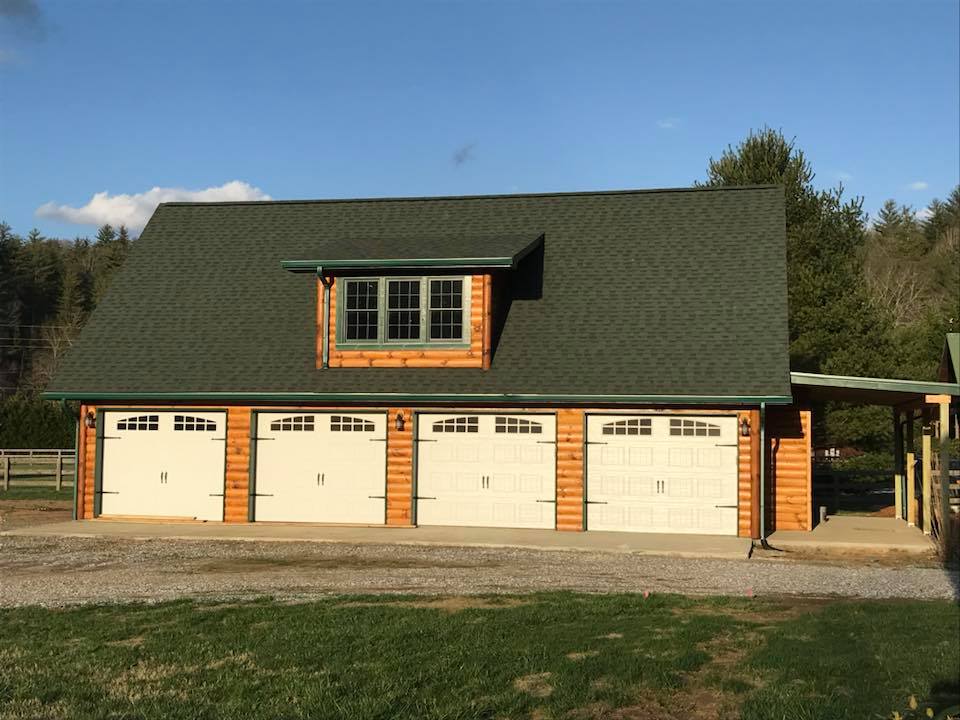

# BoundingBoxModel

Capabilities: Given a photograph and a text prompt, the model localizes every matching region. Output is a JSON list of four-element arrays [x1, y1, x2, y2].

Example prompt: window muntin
[[387, 279, 421, 341], [336, 276, 469, 346], [173, 415, 217, 432], [330, 415, 375, 432], [669, 418, 721, 437], [429, 278, 463, 340], [601, 418, 651, 436], [117, 415, 159, 431], [432, 416, 479, 433], [343, 279, 379, 341], [270, 415, 315, 432], [495, 416, 543, 434]]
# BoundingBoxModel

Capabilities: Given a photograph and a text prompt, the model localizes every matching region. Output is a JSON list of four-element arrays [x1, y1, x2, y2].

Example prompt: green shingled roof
[[281, 232, 543, 270], [45, 186, 791, 403]]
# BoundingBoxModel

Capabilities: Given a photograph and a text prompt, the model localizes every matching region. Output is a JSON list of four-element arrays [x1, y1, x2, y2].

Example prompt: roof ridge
[[159, 184, 783, 208]]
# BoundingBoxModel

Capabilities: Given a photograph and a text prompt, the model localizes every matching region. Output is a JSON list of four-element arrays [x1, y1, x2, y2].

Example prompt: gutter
[[41, 391, 795, 406]]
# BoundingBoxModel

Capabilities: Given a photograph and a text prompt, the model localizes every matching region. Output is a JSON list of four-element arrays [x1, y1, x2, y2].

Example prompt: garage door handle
[[714, 504, 737, 508]]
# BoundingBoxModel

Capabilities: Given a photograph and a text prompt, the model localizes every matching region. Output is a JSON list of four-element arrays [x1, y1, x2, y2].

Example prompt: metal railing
[[0, 449, 76, 491]]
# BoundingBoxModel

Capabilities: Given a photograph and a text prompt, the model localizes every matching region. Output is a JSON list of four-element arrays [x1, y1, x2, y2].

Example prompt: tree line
[[0, 223, 132, 445], [0, 128, 957, 453]]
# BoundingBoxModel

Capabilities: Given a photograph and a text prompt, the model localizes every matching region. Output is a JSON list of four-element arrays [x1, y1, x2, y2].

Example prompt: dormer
[[281, 233, 543, 370]]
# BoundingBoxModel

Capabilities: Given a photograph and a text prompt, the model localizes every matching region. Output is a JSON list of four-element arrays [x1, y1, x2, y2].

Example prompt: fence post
[[2, 454, 9, 491], [922, 425, 933, 535], [906, 416, 917, 526], [55, 450, 63, 492]]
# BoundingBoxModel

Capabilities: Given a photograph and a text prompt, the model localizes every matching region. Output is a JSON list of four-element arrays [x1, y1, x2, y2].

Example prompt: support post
[[1, 453, 8, 491], [55, 450, 63, 492], [922, 422, 933, 535], [906, 414, 916, 526], [893, 409, 904, 521], [939, 400, 952, 543], [750, 409, 760, 539]]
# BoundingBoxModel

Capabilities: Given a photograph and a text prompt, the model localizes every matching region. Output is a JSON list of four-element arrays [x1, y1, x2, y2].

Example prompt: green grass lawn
[[0, 594, 957, 719], [0, 485, 74, 502]]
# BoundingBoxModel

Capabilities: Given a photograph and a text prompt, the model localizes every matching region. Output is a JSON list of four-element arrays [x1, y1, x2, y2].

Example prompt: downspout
[[758, 401, 770, 548], [317, 266, 331, 370]]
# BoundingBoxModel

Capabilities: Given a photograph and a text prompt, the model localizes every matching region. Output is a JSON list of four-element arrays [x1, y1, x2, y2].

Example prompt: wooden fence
[[0, 449, 76, 491]]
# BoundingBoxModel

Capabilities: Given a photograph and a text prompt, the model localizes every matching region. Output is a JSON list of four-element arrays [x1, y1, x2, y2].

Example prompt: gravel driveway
[[0, 534, 956, 607]]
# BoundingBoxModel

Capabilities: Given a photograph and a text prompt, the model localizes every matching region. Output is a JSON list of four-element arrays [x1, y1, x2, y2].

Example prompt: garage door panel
[[254, 412, 386, 524], [417, 413, 556, 529], [586, 414, 738, 535], [100, 411, 225, 521]]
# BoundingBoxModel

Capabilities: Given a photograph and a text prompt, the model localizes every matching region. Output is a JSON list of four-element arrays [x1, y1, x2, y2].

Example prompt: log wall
[[75, 404, 780, 536], [321, 274, 490, 368], [767, 406, 813, 532]]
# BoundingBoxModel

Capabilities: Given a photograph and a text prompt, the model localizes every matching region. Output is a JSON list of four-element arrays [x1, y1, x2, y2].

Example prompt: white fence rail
[[0, 449, 76, 491]]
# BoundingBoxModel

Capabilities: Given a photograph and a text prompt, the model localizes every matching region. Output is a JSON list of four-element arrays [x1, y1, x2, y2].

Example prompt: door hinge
[[585, 500, 608, 505], [254, 437, 275, 441], [714, 504, 738, 509], [585, 441, 608, 446], [416, 438, 438, 443], [536, 499, 557, 503], [368, 495, 387, 499], [211, 437, 227, 441], [536, 440, 557, 445], [97, 435, 121, 440], [251, 493, 274, 497], [369, 438, 387, 442], [94, 490, 119, 495], [208, 493, 225, 497], [414, 495, 437, 500], [715, 443, 738, 447]]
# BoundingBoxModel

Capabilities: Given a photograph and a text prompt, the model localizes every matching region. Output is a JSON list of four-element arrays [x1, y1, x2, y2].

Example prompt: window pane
[[344, 280, 379, 340], [387, 280, 421, 340], [429, 279, 463, 340]]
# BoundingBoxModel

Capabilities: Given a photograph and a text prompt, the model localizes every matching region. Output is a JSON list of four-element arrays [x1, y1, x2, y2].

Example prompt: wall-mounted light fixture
[[84, 411, 96, 429], [739, 417, 750, 437], [395, 412, 405, 432]]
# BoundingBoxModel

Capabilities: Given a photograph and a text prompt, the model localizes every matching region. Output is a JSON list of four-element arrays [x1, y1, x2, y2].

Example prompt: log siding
[[321, 274, 489, 369], [75, 403, 790, 536]]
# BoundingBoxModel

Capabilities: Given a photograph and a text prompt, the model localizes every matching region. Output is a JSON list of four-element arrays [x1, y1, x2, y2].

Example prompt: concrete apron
[[767, 515, 935, 555], [3, 520, 754, 560]]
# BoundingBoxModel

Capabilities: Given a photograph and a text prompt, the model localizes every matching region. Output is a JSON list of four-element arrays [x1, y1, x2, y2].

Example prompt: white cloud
[[914, 207, 933, 221], [656, 118, 679, 129], [906, 181, 928, 191], [36, 180, 271, 231], [836, 171, 853, 182]]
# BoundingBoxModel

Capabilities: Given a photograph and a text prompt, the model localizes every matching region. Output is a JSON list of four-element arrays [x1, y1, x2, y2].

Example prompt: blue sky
[[1, 0, 958, 238]]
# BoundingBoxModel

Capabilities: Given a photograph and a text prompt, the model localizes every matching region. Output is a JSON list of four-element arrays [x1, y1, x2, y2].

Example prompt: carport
[[789, 368, 958, 543]]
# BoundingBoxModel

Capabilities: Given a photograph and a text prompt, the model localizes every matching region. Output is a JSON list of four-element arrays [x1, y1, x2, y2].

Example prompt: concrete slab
[[2, 520, 753, 560], [768, 515, 935, 554]]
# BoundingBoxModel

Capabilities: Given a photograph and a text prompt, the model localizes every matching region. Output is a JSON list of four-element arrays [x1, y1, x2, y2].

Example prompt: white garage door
[[586, 414, 738, 535], [99, 410, 226, 521], [253, 412, 387, 524], [416, 413, 556, 529]]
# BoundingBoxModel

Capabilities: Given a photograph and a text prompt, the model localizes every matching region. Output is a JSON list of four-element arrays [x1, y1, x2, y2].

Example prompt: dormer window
[[338, 276, 470, 347]]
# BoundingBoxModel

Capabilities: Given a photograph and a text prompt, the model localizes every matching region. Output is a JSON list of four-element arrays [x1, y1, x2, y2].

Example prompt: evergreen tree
[[699, 127, 894, 377]]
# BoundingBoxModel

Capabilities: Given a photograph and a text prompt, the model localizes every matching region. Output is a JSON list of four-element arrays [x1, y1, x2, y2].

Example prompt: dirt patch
[[752, 544, 938, 568], [339, 596, 532, 614], [107, 636, 145, 648], [566, 650, 600, 661], [0, 500, 72, 531], [514, 672, 553, 698]]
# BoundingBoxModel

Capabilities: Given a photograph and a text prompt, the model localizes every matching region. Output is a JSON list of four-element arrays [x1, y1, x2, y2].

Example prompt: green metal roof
[[941, 333, 959, 384], [280, 233, 543, 271], [791, 371, 959, 405], [45, 186, 791, 402]]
